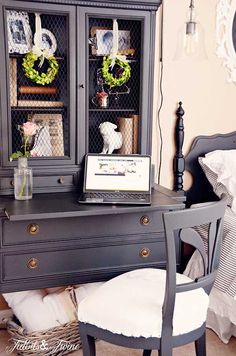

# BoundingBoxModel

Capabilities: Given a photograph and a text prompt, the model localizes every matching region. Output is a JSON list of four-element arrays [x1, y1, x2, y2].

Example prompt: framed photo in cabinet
[[28, 113, 64, 157], [7, 11, 32, 54], [90, 26, 110, 55], [36, 28, 57, 55], [95, 29, 131, 56]]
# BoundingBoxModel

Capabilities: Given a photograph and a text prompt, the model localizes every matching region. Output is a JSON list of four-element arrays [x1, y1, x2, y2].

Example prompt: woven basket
[[6, 318, 82, 356]]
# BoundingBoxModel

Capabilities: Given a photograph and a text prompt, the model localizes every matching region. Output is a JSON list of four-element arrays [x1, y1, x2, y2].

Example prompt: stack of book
[[9, 58, 17, 106], [18, 100, 63, 107]]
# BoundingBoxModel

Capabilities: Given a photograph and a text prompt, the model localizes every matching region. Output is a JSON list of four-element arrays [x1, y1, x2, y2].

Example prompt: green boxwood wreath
[[22, 51, 59, 85], [102, 57, 131, 87]]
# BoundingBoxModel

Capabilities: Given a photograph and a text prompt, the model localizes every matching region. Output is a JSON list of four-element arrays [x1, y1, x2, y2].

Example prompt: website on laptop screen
[[85, 155, 150, 192]]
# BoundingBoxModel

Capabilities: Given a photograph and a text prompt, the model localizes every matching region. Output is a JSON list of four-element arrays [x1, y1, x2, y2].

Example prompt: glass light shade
[[174, 21, 207, 60]]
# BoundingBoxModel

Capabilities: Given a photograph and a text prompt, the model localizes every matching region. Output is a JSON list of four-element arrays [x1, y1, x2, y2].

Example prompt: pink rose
[[22, 122, 38, 136]]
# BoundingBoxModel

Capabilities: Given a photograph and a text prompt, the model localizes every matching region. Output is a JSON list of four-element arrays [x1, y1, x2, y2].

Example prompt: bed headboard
[[173, 102, 236, 206]]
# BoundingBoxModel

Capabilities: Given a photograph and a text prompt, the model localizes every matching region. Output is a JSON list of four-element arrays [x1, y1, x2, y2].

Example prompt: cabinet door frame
[[78, 6, 155, 160], [0, 0, 77, 168]]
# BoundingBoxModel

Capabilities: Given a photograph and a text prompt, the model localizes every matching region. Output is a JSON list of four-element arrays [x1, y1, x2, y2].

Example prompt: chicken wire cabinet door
[[78, 7, 156, 158], [0, 1, 77, 194]]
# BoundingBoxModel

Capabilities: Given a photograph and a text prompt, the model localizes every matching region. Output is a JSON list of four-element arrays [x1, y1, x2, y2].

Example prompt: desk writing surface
[[1, 187, 184, 221]]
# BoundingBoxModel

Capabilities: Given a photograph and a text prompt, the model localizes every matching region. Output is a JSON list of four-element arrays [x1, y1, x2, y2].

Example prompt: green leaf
[[10, 151, 23, 161], [25, 151, 31, 158]]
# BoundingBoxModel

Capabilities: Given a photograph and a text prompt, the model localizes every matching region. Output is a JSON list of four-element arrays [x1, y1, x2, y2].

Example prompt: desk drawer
[[2, 240, 165, 281], [2, 211, 164, 246], [0, 175, 74, 191]]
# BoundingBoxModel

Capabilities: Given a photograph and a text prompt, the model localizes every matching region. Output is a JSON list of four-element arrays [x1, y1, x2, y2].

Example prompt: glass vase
[[14, 157, 33, 200]]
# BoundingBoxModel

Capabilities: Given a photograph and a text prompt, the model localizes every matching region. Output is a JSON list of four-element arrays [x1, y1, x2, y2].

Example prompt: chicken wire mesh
[[88, 17, 141, 154], [7, 10, 69, 157], [7, 12, 142, 158]]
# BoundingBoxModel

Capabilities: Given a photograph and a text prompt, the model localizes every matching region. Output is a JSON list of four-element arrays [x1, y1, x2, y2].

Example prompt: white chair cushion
[[78, 268, 209, 338]]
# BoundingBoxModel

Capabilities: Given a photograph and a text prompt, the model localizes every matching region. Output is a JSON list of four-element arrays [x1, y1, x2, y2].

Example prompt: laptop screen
[[84, 154, 151, 192]]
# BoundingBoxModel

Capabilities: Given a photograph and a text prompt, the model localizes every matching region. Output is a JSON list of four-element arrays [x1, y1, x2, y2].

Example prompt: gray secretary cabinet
[[0, 0, 185, 295], [0, 0, 162, 194]]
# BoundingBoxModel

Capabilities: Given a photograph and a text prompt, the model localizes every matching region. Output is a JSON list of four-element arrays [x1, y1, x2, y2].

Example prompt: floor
[[0, 328, 235, 355]]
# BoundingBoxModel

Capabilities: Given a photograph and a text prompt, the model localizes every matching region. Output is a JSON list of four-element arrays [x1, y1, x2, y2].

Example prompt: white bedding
[[184, 206, 236, 343]]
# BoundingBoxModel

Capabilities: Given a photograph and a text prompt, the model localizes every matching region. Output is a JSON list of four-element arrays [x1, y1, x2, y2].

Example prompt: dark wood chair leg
[[195, 332, 206, 356], [159, 341, 173, 356], [143, 350, 152, 356], [79, 326, 96, 356]]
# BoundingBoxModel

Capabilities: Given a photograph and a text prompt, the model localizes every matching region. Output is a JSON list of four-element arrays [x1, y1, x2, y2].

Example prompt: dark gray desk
[[0, 186, 184, 292]]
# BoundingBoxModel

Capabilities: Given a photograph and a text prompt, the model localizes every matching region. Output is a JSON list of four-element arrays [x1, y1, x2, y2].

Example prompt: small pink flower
[[22, 122, 38, 136]]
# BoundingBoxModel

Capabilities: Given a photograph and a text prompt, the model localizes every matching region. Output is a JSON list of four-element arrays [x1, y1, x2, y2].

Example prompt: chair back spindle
[[162, 195, 227, 338]]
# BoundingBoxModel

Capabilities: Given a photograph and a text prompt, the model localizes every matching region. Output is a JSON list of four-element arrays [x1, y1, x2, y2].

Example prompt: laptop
[[78, 153, 151, 205]]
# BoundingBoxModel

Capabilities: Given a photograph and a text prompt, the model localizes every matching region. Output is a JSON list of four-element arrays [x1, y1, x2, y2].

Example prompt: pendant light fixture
[[174, 0, 207, 60]]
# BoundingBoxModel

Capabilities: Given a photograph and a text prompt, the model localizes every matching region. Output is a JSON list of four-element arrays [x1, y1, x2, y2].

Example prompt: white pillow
[[202, 150, 236, 213], [198, 157, 233, 206], [43, 289, 77, 324], [3, 290, 60, 332], [74, 282, 104, 304]]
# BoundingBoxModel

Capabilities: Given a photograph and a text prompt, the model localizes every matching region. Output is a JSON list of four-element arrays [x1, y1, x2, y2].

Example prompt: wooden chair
[[78, 195, 227, 356]]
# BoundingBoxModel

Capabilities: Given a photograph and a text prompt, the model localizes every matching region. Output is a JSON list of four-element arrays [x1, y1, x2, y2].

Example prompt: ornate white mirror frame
[[216, 0, 236, 83]]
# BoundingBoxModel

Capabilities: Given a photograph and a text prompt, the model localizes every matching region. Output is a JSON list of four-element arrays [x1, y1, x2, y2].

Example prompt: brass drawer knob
[[140, 215, 150, 225], [58, 176, 65, 184], [27, 223, 39, 235], [10, 180, 14, 187], [139, 247, 150, 258], [27, 258, 39, 269]]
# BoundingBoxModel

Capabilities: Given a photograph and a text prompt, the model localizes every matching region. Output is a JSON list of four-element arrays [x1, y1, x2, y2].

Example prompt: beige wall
[[153, 0, 236, 190]]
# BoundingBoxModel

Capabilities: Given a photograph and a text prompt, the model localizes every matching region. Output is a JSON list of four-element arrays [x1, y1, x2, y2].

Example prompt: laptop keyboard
[[86, 192, 148, 200]]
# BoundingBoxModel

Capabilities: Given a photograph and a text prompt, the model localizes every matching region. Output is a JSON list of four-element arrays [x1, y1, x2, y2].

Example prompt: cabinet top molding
[[16, 0, 162, 11]]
